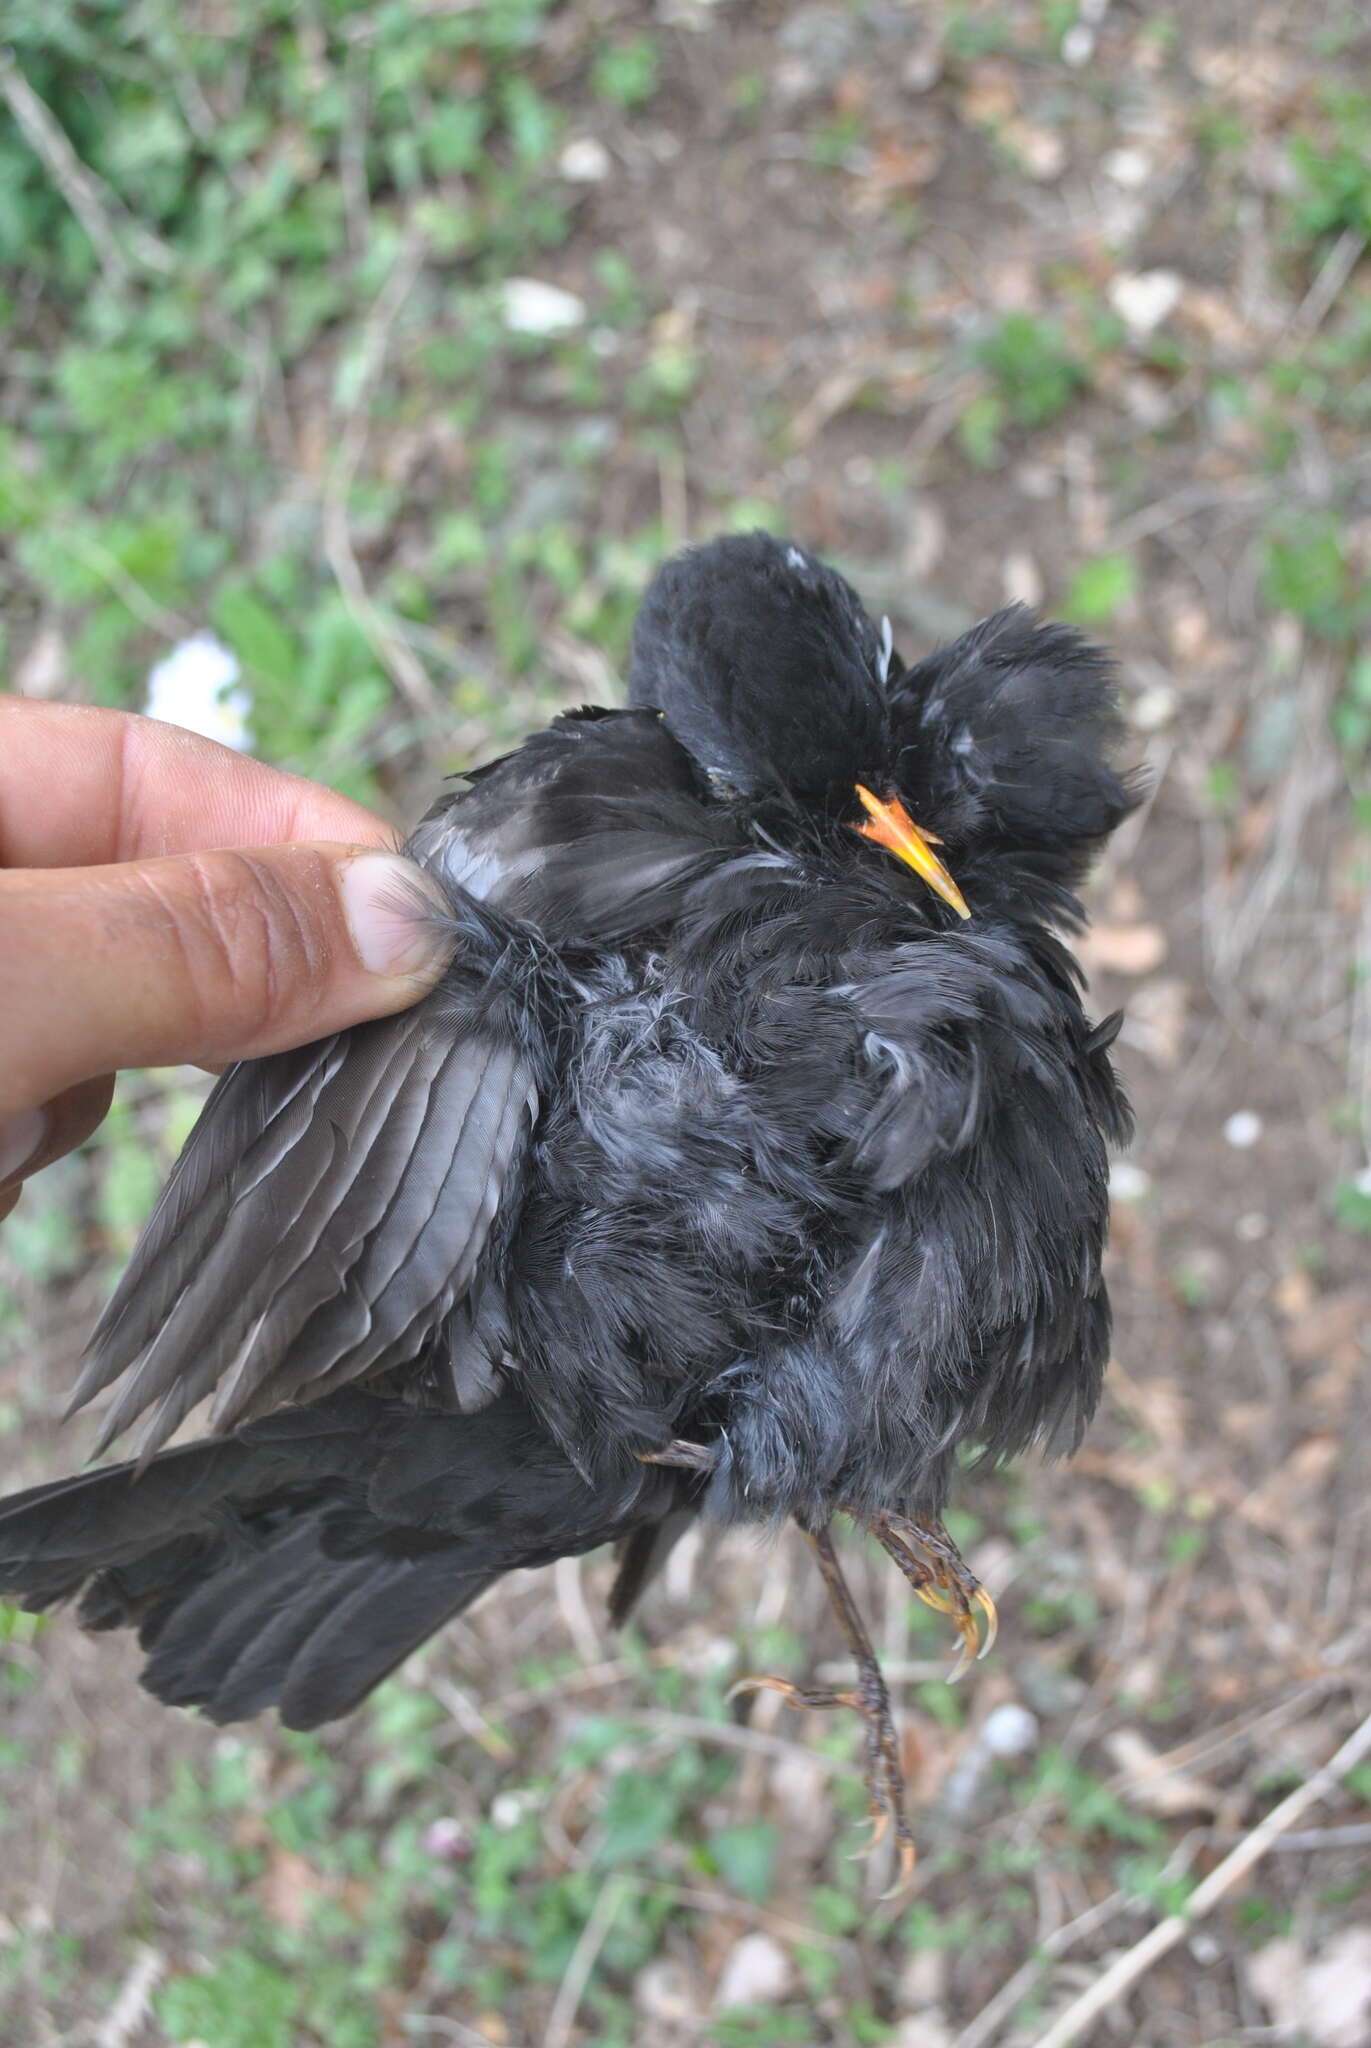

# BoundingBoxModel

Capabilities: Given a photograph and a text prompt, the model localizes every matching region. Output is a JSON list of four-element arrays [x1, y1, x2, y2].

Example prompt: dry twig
[[95, 1946, 164, 2048], [542, 1873, 631, 2048], [322, 227, 444, 725], [1029, 1708, 1371, 2048], [0, 51, 175, 283]]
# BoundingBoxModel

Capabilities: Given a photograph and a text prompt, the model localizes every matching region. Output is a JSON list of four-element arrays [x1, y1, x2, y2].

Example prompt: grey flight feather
[[70, 1011, 537, 1460]]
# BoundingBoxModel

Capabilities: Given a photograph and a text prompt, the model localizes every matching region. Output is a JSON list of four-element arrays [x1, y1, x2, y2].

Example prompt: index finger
[[0, 698, 397, 867]]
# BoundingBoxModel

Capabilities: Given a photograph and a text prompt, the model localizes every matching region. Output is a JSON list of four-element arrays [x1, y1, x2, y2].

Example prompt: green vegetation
[[976, 312, 1088, 429], [1286, 87, 1371, 245], [0, 0, 687, 810], [1060, 554, 1136, 626]]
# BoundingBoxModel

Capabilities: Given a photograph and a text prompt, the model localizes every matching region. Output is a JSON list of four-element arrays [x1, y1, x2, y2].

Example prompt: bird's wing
[[70, 994, 538, 1460], [410, 705, 741, 942], [69, 711, 741, 1462]]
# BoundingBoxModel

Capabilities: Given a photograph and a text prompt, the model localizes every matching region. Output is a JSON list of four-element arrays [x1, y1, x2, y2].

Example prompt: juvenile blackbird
[[0, 532, 1133, 1872]]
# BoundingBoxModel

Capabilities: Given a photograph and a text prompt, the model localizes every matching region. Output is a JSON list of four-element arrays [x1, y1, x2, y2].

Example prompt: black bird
[[0, 532, 1133, 1872]]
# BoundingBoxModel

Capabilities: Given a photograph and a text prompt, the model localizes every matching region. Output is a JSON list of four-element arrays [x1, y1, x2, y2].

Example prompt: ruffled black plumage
[[0, 530, 1134, 1732]]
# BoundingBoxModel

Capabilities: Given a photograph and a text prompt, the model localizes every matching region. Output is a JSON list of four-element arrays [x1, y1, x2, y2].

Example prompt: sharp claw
[[975, 1587, 999, 1657], [728, 1674, 777, 1703], [914, 1584, 957, 1615], [726, 1673, 796, 1707], [878, 1834, 919, 1900], [727, 1675, 857, 1712], [863, 1512, 998, 1676]]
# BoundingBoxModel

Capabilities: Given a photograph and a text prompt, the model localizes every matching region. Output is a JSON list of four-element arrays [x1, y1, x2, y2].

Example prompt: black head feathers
[[886, 607, 1137, 877], [628, 529, 891, 801], [631, 536, 1134, 900]]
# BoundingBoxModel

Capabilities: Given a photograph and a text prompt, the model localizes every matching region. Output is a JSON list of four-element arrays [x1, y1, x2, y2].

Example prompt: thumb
[[0, 844, 455, 1115]]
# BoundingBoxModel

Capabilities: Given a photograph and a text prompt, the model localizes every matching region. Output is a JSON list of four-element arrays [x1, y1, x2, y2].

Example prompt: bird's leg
[[858, 1510, 998, 1682], [729, 1519, 916, 1892]]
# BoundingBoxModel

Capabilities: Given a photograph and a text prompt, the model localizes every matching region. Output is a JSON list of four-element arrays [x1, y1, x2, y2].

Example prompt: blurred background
[[2, 3, 1370, 2044]]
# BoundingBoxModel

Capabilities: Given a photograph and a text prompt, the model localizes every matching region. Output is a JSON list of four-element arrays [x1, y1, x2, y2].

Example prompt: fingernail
[[339, 853, 454, 980], [0, 1108, 47, 1185]]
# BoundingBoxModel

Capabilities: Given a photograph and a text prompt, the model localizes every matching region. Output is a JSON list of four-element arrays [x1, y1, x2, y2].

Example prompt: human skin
[[0, 698, 454, 1220]]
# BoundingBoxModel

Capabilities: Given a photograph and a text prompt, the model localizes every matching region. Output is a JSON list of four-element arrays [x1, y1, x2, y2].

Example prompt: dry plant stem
[[96, 1945, 164, 2048], [0, 51, 174, 283], [322, 227, 444, 725], [542, 1872, 631, 2048], [1029, 1707, 1371, 2048]]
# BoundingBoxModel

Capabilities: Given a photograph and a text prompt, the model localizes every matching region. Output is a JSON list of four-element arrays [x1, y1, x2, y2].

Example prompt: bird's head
[[628, 532, 1132, 922], [884, 606, 1136, 903]]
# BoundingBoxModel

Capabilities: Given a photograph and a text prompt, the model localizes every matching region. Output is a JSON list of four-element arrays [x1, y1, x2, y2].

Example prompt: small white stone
[[894, 2017, 955, 2048], [1104, 146, 1151, 189], [714, 1934, 792, 2010], [1110, 1161, 1152, 1203], [981, 1702, 1040, 1757], [146, 633, 251, 751], [1016, 127, 1066, 182], [1002, 550, 1043, 609], [636, 1959, 699, 2021], [1223, 1111, 1263, 1150], [1013, 461, 1057, 501], [684, 1633, 738, 1675], [490, 1789, 534, 1831], [558, 136, 612, 183], [1236, 1212, 1270, 1241], [497, 277, 587, 337], [1355, 1165, 1371, 1197], [899, 1946, 947, 2009], [1062, 23, 1095, 66], [1131, 681, 1177, 732], [1109, 269, 1182, 339]]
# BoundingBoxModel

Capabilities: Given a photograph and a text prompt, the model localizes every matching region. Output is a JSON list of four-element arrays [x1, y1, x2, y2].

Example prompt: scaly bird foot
[[861, 1510, 998, 1683], [730, 1520, 921, 1893], [728, 1665, 917, 1892]]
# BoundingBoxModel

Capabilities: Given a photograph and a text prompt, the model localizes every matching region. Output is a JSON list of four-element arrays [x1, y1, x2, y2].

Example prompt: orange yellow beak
[[853, 784, 971, 920]]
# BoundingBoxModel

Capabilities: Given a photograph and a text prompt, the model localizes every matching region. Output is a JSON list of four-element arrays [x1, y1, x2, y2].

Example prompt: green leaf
[[1262, 515, 1369, 639], [423, 102, 488, 176], [213, 583, 298, 685], [958, 391, 1005, 469], [1060, 555, 1136, 624], [1331, 1178, 1371, 1235], [97, 1138, 161, 1253], [976, 312, 1087, 427], [592, 36, 661, 109], [156, 1951, 299, 2048], [708, 1821, 779, 1905], [594, 1770, 681, 1864]]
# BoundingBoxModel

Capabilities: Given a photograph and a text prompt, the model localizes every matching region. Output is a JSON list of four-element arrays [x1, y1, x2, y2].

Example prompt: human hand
[[0, 698, 455, 1220]]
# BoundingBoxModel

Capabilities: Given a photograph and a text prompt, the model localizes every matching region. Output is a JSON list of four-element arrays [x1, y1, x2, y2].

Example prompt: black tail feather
[[0, 1389, 688, 1726]]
